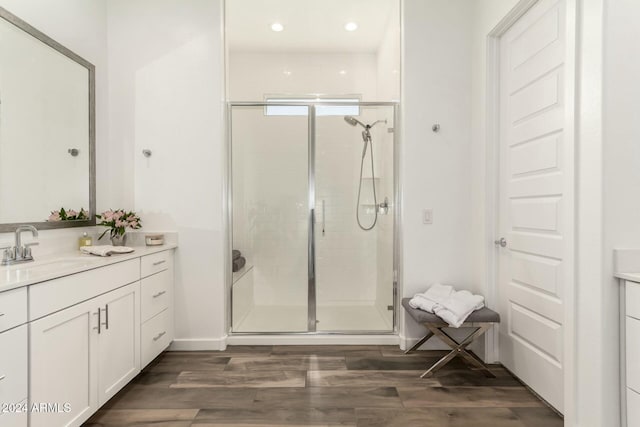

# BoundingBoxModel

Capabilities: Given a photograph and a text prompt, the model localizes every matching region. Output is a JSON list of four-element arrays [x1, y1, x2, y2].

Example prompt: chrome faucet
[[1, 225, 39, 266]]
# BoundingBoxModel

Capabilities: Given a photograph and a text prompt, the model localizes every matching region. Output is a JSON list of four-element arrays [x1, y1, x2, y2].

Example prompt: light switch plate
[[423, 209, 433, 224]]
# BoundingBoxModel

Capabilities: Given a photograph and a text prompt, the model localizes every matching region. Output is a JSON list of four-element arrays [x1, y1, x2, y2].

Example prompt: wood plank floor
[[84, 346, 563, 427]]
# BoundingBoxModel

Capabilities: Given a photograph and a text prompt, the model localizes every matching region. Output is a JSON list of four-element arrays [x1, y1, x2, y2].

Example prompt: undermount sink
[[2, 255, 103, 284]]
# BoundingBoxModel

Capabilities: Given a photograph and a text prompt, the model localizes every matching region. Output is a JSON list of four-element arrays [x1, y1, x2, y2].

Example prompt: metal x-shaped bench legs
[[405, 322, 495, 379]]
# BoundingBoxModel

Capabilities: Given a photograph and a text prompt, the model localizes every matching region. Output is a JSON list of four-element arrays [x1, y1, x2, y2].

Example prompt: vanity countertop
[[615, 272, 640, 283], [0, 244, 177, 292]]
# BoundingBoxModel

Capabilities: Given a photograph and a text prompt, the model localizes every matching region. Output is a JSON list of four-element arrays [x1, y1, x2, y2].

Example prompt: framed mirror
[[0, 6, 95, 231]]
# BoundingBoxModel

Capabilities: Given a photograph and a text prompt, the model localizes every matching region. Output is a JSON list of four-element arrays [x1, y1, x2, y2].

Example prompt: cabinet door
[[97, 282, 140, 406], [30, 299, 99, 427], [0, 325, 28, 427]]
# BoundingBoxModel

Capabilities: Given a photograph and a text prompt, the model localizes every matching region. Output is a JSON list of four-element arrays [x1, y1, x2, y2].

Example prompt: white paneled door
[[497, 0, 572, 413]]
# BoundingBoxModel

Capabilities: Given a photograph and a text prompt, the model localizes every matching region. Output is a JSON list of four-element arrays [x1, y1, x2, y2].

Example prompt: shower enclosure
[[228, 101, 398, 334]]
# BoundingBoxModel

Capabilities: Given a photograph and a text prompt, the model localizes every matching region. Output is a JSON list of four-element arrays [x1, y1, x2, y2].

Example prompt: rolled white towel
[[409, 283, 454, 313], [433, 290, 485, 328], [80, 245, 135, 257]]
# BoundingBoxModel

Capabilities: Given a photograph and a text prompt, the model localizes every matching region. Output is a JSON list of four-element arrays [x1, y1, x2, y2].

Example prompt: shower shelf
[[232, 264, 253, 284]]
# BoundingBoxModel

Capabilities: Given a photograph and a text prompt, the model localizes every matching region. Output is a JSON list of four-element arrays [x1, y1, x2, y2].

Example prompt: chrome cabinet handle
[[152, 291, 166, 298], [0, 313, 5, 317], [494, 238, 507, 248], [152, 260, 166, 266], [102, 304, 109, 330], [153, 331, 166, 341], [94, 310, 101, 334], [0, 374, 6, 381]]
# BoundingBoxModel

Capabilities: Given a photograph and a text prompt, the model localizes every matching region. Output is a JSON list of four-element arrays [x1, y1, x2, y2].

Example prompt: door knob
[[494, 238, 507, 248]]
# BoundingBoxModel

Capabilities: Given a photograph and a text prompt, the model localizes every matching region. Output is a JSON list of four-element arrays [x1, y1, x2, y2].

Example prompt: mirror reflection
[[0, 8, 94, 228]]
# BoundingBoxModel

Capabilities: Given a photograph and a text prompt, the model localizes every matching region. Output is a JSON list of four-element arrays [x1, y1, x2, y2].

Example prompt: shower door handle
[[321, 200, 325, 235], [309, 209, 315, 280]]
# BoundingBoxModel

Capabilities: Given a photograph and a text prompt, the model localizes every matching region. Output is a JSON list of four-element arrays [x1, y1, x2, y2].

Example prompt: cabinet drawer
[[627, 281, 640, 320], [141, 251, 172, 278], [0, 325, 28, 410], [30, 259, 139, 321], [0, 399, 27, 427], [0, 288, 27, 333], [141, 309, 173, 367], [141, 270, 171, 322]]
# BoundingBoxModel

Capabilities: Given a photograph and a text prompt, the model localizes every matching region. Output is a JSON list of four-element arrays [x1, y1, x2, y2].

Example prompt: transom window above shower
[[264, 96, 361, 116]]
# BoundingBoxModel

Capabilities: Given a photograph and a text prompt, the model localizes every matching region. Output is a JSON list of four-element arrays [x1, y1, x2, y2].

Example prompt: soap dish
[[145, 234, 165, 246]]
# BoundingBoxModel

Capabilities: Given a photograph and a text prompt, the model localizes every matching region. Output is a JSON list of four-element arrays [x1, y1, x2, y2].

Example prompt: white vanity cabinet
[[29, 283, 140, 427], [22, 247, 175, 427], [623, 279, 640, 427], [140, 251, 174, 367]]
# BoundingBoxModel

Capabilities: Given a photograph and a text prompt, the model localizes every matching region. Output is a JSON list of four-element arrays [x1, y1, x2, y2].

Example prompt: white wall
[[469, 0, 519, 300], [108, 0, 226, 350], [228, 52, 378, 101], [400, 0, 474, 343]]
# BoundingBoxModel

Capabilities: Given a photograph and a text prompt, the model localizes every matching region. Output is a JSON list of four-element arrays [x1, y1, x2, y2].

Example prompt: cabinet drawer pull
[[0, 313, 4, 317], [102, 304, 109, 330], [153, 331, 166, 341], [94, 310, 101, 334], [152, 291, 167, 298], [152, 260, 166, 266], [0, 374, 5, 381]]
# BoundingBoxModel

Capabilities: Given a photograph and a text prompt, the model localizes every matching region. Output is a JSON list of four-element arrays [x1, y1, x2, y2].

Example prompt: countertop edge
[[0, 244, 177, 293], [615, 272, 640, 283]]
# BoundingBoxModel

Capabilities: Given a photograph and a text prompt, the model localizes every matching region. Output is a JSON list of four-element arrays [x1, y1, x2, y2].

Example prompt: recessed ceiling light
[[345, 22, 358, 32], [339, 70, 347, 75], [271, 22, 284, 32]]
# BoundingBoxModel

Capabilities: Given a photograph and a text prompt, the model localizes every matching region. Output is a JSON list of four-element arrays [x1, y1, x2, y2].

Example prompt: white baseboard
[[168, 336, 228, 351], [226, 334, 400, 346]]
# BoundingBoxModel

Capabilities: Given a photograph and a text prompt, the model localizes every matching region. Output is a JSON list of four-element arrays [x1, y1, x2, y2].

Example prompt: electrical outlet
[[423, 209, 433, 224]]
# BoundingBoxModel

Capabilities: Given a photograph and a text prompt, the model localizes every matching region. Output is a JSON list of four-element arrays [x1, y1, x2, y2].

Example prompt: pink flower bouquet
[[96, 209, 142, 240], [48, 207, 89, 221]]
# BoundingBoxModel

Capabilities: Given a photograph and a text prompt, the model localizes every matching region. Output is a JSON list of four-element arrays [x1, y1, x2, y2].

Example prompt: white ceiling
[[226, 0, 398, 53]]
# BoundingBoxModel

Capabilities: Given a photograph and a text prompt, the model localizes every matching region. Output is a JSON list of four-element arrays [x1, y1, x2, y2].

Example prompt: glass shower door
[[313, 105, 395, 332], [230, 105, 309, 332]]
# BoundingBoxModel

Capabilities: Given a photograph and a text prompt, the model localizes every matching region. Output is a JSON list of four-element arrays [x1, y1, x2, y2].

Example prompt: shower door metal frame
[[226, 101, 400, 335]]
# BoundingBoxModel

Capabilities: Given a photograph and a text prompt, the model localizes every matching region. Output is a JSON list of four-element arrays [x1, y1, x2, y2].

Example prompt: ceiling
[[225, 0, 398, 53]]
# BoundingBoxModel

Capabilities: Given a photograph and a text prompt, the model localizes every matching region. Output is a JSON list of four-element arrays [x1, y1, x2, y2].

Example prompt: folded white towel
[[409, 283, 454, 313], [80, 245, 135, 257], [433, 290, 485, 328]]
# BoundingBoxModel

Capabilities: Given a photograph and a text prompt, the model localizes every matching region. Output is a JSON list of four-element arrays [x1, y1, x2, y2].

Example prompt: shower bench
[[401, 297, 500, 378]]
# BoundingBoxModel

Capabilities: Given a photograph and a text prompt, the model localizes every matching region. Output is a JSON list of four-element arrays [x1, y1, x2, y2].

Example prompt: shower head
[[344, 116, 366, 128]]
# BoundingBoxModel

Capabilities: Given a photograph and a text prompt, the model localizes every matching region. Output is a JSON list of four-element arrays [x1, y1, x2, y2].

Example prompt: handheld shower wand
[[343, 115, 388, 231]]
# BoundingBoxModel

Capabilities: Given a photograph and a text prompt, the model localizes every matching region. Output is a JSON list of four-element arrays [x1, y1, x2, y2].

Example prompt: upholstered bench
[[401, 297, 500, 378]]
